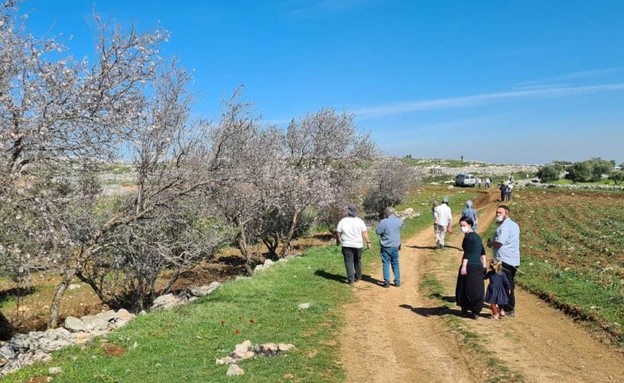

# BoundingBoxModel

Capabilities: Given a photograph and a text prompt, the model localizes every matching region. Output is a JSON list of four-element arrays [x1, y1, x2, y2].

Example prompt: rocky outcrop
[[150, 281, 222, 311], [216, 340, 296, 376], [417, 163, 539, 179], [397, 207, 420, 220], [0, 309, 134, 376], [0, 282, 224, 377], [253, 254, 297, 273]]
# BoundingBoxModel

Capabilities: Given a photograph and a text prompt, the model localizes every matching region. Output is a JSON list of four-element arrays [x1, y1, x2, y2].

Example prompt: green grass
[[3, 246, 353, 383], [550, 178, 613, 186], [104, 163, 135, 175], [484, 188, 624, 348], [515, 256, 624, 346]]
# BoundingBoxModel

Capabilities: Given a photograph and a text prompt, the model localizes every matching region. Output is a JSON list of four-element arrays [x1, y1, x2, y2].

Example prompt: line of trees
[[536, 158, 623, 184], [0, 2, 417, 335]]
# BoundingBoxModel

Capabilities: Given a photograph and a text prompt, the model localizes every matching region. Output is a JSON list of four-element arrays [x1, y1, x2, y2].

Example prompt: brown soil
[[0, 234, 330, 336], [0, 255, 249, 335], [339, 190, 624, 383]]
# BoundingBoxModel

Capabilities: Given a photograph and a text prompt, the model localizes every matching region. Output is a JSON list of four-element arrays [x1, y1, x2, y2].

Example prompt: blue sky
[[19, 0, 624, 165]]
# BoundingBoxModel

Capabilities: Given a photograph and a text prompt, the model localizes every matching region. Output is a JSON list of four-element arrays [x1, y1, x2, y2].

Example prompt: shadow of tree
[[0, 287, 35, 304]]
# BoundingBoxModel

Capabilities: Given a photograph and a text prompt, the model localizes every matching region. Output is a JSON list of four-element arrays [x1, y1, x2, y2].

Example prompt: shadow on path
[[406, 244, 463, 251], [360, 274, 387, 287], [314, 270, 387, 287], [428, 293, 456, 303], [406, 244, 438, 250], [314, 269, 348, 284], [400, 304, 487, 319]]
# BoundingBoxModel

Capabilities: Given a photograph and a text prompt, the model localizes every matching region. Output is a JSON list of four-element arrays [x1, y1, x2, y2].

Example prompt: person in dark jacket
[[455, 216, 487, 319], [484, 258, 512, 319]]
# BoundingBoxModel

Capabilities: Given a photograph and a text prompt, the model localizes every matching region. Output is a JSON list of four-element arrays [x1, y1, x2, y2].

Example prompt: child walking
[[484, 259, 511, 319]]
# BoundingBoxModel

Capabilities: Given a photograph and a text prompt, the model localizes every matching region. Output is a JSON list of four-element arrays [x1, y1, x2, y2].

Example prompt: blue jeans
[[381, 246, 400, 285]]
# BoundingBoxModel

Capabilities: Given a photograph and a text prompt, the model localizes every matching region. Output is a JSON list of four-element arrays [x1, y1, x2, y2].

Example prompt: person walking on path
[[499, 181, 506, 202], [376, 207, 403, 288], [455, 216, 487, 319], [461, 200, 478, 232], [487, 205, 521, 317], [431, 200, 439, 238], [336, 205, 371, 285], [433, 197, 452, 249], [485, 177, 491, 190], [507, 182, 514, 201], [484, 258, 512, 319]]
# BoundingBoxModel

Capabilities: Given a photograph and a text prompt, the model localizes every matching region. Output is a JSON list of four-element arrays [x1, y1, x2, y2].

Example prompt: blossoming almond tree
[[0, 3, 234, 329]]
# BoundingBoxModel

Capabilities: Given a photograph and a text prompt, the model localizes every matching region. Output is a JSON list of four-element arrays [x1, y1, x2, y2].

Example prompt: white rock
[[278, 343, 295, 352], [216, 356, 237, 365], [64, 316, 89, 333], [151, 294, 186, 310], [189, 282, 221, 297], [226, 364, 245, 376], [231, 340, 253, 360]]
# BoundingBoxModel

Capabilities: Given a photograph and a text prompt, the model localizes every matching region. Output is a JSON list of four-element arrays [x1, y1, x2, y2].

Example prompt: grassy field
[[5, 185, 622, 381], [3, 185, 477, 382], [485, 188, 624, 347]]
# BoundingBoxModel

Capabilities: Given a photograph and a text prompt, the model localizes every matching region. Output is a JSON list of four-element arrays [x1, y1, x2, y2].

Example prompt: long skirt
[[455, 264, 485, 314]]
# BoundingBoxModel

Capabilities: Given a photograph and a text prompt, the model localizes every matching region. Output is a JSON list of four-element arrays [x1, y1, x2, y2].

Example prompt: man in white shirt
[[433, 197, 452, 249], [336, 205, 371, 285]]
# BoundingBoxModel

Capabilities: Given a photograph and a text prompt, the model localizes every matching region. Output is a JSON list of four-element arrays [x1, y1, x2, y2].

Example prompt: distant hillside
[[404, 158, 539, 179]]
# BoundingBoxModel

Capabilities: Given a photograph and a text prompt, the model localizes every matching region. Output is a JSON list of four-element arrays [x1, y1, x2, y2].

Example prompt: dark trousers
[[342, 247, 362, 283], [501, 262, 518, 312]]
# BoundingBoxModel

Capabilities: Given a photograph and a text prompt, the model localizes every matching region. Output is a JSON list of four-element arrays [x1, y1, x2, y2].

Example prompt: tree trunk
[[279, 209, 301, 258], [48, 266, 77, 329], [262, 236, 279, 261], [237, 222, 254, 275]]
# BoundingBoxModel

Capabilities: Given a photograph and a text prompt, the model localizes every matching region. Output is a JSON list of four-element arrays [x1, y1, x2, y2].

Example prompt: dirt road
[[339, 191, 624, 383]]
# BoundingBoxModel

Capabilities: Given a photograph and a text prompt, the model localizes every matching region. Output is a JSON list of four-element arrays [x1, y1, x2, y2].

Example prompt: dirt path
[[339, 191, 624, 383]]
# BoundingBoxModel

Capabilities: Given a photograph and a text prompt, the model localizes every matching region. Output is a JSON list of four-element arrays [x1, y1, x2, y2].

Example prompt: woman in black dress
[[455, 216, 487, 319]]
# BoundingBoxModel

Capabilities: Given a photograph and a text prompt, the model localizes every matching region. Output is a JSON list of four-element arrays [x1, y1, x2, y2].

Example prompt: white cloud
[[514, 68, 621, 88], [353, 83, 624, 119]]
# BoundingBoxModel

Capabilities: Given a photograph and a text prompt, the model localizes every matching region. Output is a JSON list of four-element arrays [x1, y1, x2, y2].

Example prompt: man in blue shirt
[[376, 207, 403, 288], [487, 205, 521, 317]]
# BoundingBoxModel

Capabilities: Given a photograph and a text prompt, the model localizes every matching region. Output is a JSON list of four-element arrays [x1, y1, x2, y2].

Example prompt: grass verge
[[3, 245, 354, 383], [1, 186, 492, 382], [515, 256, 624, 348]]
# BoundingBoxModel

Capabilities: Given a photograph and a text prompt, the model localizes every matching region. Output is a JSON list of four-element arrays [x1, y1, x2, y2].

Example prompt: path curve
[[340, 190, 624, 383]]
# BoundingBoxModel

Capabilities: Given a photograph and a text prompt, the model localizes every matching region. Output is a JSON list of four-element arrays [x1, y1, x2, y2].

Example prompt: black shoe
[[395, 282, 401, 287], [383, 283, 390, 288]]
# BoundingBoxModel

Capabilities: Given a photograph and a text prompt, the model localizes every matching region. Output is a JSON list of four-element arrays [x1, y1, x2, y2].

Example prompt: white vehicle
[[455, 173, 477, 187]]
